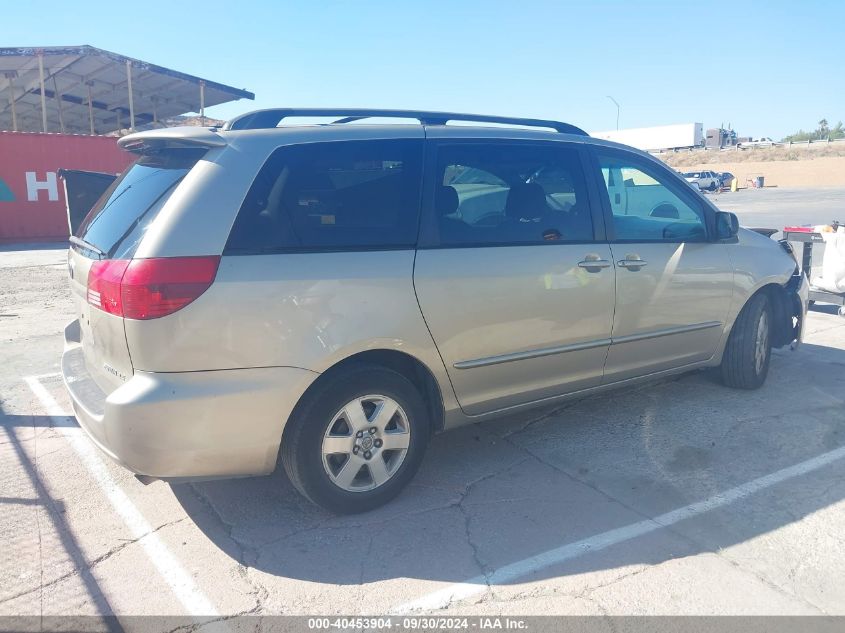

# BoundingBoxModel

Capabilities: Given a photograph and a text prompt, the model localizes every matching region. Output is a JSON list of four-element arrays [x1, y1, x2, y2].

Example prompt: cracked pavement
[[2, 188, 845, 624]]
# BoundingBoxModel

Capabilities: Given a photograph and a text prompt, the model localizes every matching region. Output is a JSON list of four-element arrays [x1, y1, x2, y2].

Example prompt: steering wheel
[[649, 202, 680, 219], [545, 194, 571, 211]]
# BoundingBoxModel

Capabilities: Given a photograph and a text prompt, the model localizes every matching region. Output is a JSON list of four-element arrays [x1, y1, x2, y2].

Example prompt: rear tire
[[281, 364, 430, 514], [720, 293, 772, 389]]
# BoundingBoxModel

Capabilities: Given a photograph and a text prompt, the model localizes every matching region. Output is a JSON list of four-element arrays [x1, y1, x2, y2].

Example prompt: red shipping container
[[0, 131, 134, 243]]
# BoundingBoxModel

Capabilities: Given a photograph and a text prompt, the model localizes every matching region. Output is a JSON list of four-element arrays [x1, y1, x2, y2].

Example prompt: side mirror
[[716, 211, 739, 240]]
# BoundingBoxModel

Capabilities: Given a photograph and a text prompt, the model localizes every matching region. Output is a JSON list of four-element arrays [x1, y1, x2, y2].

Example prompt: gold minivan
[[63, 109, 808, 513]]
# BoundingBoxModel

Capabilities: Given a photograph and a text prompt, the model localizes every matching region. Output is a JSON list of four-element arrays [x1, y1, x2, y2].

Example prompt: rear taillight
[[87, 259, 130, 316], [87, 256, 220, 320]]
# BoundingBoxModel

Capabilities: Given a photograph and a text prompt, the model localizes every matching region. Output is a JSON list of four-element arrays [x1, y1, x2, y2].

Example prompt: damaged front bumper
[[786, 269, 810, 349]]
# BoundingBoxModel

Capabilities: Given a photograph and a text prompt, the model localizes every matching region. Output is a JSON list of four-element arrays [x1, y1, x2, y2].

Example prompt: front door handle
[[578, 257, 612, 272], [617, 258, 648, 270]]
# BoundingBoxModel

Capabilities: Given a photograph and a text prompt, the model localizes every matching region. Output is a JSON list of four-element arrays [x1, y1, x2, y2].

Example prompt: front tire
[[720, 293, 772, 389], [281, 364, 430, 514]]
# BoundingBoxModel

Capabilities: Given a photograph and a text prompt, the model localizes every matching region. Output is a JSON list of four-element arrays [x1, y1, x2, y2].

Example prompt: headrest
[[505, 183, 547, 219], [436, 185, 459, 216]]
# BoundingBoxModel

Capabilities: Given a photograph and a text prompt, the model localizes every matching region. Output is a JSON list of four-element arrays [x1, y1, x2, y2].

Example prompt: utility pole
[[606, 95, 620, 130]]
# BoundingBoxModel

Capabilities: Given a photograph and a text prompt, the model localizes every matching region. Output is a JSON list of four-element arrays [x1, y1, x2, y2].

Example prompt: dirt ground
[[658, 145, 845, 188]]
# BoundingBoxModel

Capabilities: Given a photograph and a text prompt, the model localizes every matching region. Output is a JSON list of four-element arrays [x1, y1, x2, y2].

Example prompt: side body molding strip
[[453, 321, 722, 369]]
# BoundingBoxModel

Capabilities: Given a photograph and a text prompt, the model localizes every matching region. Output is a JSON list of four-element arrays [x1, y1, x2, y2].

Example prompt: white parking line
[[393, 445, 845, 614], [25, 374, 221, 619]]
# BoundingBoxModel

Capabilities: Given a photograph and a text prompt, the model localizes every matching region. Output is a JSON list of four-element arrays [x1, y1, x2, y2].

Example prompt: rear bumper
[[61, 320, 318, 479]]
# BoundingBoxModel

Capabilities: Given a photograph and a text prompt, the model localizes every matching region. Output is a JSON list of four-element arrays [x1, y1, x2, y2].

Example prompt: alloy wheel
[[321, 395, 411, 492]]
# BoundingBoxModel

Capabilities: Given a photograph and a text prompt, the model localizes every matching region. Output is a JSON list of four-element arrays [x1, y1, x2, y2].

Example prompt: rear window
[[225, 139, 423, 253], [75, 148, 205, 259]]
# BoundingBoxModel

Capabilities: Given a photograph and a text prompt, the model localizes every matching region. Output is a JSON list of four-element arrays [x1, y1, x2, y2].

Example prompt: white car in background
[[683, 170, 721, 192], [740, 137, 776, 148]]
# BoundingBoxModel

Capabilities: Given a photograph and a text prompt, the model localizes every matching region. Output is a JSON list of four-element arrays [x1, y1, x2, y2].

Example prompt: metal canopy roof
[[0, 45, 254, 135]]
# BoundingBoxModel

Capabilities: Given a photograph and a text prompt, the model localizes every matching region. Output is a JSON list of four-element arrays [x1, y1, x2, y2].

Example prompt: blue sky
[[5, 0, 843, 139]]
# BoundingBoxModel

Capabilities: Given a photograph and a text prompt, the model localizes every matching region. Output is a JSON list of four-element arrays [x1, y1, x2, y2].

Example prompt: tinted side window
[[226, 139, 423, 252], [597, 153, 707, 242], [434, 143, 593, 246], [76, 148, 205, 259]]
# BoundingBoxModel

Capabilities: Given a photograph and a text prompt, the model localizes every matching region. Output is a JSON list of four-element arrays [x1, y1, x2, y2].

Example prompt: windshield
[[75, 148, 205, 259]]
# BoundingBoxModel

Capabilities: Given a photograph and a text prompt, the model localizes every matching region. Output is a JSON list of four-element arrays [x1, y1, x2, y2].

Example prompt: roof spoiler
[[117, 126, 227, 153]]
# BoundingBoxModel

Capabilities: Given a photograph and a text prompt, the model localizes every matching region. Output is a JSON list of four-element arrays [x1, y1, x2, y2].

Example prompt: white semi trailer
[[591, 123, 704, 151]]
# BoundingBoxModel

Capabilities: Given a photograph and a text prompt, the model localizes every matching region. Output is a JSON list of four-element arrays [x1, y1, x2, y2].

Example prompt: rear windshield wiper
[[69, 235, 106, 258]]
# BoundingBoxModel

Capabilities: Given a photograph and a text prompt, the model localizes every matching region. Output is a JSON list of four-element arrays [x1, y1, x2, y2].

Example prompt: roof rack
[[223, 108, 587, 136]]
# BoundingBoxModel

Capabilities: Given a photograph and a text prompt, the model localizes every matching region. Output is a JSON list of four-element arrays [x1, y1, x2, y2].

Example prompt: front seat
[[436, 185, 460, 218], [504, 183, 548, 221], [503, 183, 551, 241], [437, 185, 470, 242]]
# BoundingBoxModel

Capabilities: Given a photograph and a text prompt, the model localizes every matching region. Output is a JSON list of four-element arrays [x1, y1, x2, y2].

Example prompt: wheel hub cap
[[321, 394, 412, 493]]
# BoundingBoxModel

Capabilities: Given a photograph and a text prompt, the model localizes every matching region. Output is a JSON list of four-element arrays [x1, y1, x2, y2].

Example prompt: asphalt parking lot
[[2, 187, 845, 627]]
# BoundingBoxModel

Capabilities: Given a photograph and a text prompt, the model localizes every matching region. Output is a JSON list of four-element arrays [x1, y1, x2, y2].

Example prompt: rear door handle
[[617, 258, 648, 269], [577, 258, 612, 272]]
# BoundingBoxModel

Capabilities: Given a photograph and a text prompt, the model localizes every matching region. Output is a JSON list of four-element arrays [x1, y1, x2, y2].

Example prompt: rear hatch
[[69, 148, 206, 395], [58, 169, 118, 234]]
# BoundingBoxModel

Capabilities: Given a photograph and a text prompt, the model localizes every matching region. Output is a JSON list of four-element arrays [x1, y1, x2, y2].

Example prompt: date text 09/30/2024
[[307, 617, 529, 630]]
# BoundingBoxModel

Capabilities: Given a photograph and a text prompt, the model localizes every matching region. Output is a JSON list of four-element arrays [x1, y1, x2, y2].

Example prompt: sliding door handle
[[617, 258, 648, 269], [578, 258, 612, 272]]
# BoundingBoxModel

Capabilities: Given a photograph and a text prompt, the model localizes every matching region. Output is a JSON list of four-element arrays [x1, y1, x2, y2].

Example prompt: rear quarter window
[[75, 148, 206, 259], [225, 139, 423, 253]]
